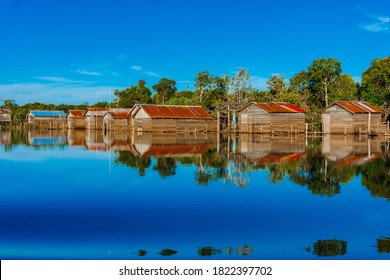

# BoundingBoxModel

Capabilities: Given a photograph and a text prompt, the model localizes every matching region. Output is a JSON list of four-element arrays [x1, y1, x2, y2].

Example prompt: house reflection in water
[[27, 130, 67, 147], [237, 134, 306, 166], [322, 134, 382, 166], [0, 131, 11, 145]]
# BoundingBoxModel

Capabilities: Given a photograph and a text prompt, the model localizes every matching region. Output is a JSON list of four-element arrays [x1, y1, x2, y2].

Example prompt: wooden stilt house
[[27, 110, 67, 129], [84, 108, 109, 130], [322, 101, 385, 135], [130, 104, 216, 133], [103, 109, 132, 132], [238, 102, 306, 134], [66, 110, 86, 129], [0, 109, 11, 124]]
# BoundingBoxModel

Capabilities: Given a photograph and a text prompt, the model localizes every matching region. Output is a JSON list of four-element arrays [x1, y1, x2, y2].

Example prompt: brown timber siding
[[132, 119, 217, 133], [238, 104, 305, 134]]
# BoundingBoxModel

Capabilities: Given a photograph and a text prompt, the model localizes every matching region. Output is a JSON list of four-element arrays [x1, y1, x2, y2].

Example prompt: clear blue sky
[[0, 0, 389, 105]]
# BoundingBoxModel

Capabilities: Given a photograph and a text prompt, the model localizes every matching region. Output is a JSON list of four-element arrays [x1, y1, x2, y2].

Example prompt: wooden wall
[[27, 115, 66, 130], [103, 117, 131, 131], [67, 117, 86, 129], [238, 104, 306, 134], [322, 105, 385, 134], [132, 119, 217, 133], [85, 116, 104, 130]]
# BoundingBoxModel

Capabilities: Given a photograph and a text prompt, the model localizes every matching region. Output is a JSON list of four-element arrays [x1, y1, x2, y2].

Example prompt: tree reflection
[[153, 157, 177, 178], [198, 247, 221, 257], [375, 237, 390, 253], [313, 239, 347, 257], [288, 144, 357, 197], [158, 249, 178, 256], [360, 158, 390, 200], [114, 151, 151, 176]]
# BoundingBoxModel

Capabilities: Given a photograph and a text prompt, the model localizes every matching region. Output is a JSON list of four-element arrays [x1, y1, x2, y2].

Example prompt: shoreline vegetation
[[1, 56, 389, 129]]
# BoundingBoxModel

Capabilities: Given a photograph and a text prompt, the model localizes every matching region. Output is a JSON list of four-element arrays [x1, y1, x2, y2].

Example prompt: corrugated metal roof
[[107, 111, 132, 119], [254, 153, 305, 165], [67, 110, 86, 117], [254, 102, 306, 113], [0, 108, 11, 114], [333, 101, 383, 114], [137, 104, 213, 119], [85, 108, 109, 117], [336, 153, 381, 166], [30, 110, 66, 117]]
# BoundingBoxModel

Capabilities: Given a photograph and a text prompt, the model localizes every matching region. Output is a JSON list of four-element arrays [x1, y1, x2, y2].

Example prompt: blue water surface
[[0, 134, 390, 260]]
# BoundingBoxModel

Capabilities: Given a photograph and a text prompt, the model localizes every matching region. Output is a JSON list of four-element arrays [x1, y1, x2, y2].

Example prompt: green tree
[[152, 78, 177, 104], [195, 71, 214, 102], [266, 74, 288, 101], [231, 69, 250, 103], [114, 80, 152, 108], [308, 57, 342, 108], [361, 56, 390, 120], [201, 75, 229, 110], [289, 71, 311, 110], [329, 74, 358, 103]]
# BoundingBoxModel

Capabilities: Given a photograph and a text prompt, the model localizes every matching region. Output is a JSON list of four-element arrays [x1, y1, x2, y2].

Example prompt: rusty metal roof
[[0, 108, 11, 114], [141, 144, 212, 156], [67, 110, 86, 117], [336, 153, 381, 166], [333, 101, 383, 114], [254, 102, 306, 113], [254, 153, 305, 165], [107, 111, 132, 119], [137, 104, 213, 119]]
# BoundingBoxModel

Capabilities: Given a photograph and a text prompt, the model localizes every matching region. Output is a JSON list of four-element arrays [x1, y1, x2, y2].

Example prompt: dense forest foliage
[[2, 56, 389, 125]]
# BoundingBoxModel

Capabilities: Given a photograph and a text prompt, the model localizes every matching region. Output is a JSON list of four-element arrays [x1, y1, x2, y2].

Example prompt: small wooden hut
[[238, 102, 306, 134], [27, 110, 66, 129], [84, 108, 109, 130], [103, 109, 132, 132], [322, 101, 385, 135], [66, 110, 86, 129], [130, 104, 216, 133], [0, 108, 11, 124]]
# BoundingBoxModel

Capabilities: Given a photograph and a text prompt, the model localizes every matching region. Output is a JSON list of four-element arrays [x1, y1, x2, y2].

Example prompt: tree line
[[2, 56, 389, 125]]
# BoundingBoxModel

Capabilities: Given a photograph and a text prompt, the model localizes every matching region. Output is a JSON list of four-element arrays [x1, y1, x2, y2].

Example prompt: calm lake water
[[1, 130, 389, 260]]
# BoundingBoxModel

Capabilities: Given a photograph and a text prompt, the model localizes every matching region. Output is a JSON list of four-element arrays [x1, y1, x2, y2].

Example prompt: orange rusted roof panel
[[142, 144, 212, 156], [334, 101, 383, 114], [336, 153, 381, 166], [68, 110, 86, 117], [139, 105, 213, 119], [254, 153, 305, 165], [108, 111, 132, 119], [255, 102, 306, 113]]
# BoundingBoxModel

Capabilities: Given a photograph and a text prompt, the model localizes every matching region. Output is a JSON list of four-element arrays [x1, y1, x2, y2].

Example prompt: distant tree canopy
[[2, 55, 389, 125], [361, 56, 390, 120]]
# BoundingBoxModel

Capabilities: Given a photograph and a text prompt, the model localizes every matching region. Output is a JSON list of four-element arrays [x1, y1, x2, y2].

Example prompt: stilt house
[[27, 110, 67, 129], [0, 109, 11, 124], [103, 109, 132, 132], [322, 101, 385, 135], [130, 104, 216, 133], [84, 108, 109, 130], [67, 110, 86, 129], [238, 102, 306, 134]]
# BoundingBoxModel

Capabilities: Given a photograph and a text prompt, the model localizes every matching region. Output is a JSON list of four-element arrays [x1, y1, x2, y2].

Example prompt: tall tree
[[361, 56, 390, 120], [329, 74, 358, 103], [308, 57, 342, 108], [194, 71, 214, 102], [231, 69, 250, 103], [152, 78, 177, 104], [114, 80, 152, 108], [266, 74, 288, 101], [289, 71, 311, 110]]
